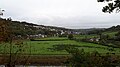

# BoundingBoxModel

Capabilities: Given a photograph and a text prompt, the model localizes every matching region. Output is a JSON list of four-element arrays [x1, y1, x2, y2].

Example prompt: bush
[[65, 47, 120, 67], [68, 34, 73, 40], [58, 34, 67, 37]]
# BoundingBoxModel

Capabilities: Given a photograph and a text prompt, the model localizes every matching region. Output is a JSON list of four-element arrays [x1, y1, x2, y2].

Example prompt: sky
[[0, 0, 120, 29]]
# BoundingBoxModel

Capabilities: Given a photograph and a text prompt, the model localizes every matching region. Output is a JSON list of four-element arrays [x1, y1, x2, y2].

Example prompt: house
[[89, 38, 100, 42]]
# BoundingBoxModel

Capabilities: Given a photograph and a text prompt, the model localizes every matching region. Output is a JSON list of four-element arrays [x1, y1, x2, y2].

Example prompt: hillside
[[106, 25, 120, 32], [0, 18, 73, 40]]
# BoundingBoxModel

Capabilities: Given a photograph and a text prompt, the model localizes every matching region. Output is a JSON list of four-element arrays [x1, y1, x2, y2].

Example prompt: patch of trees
[[73, 33, 120, 48], [97, 0, 120, 47], [66, 48, 120, 67], [74, 28, 120, 48], [2, 17, 110, 41], [10, 21, 38, 36], [96, 33, 120, 48], [0, 18, 72, 40], [95, 25, 120, 47], [87, 29, 104, 35], [106, 25, 120, 31], [0, 18, 39, 40], [50, 44, 120, 66]]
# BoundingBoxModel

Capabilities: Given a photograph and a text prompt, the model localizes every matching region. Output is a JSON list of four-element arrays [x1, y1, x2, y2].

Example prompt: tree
[[65, 46, 120, 67], [0, 18, 10, 42], [98, 0, 120, 13], [0, 18, 31, 67], [0, 8, 5, 17], [2, 41, 31, 67], [68, 34, 74, 40]]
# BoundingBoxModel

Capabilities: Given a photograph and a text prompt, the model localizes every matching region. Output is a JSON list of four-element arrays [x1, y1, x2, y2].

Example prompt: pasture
[[74, 34, 98, 39], [102, 31, 118, 37], [0, 36, 120, 55]]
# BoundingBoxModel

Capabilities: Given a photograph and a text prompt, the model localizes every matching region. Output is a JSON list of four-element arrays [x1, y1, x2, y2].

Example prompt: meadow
[[102, 31, 118, 37], [0, 36, 120, 55]]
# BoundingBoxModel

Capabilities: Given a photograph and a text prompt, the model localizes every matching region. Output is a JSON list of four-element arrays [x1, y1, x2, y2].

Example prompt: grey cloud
[[1, 0, 120, 29]]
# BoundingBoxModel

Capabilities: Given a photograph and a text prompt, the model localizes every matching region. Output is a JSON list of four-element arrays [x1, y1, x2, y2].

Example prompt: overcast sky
[[0, 0, 120, 29]]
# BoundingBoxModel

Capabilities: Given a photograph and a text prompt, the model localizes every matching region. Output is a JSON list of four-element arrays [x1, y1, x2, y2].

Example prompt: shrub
[[68, 34, 73, 40]]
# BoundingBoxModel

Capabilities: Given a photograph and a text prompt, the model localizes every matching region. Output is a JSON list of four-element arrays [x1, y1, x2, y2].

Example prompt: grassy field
[[74, 31, 118, 39], [74, 34, 98, 39], [102, 31, 118, 37], [0, 36, 120, 55]]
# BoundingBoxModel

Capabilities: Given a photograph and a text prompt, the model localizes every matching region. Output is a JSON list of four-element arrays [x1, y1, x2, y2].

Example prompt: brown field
[[0, 55, 69, 66]]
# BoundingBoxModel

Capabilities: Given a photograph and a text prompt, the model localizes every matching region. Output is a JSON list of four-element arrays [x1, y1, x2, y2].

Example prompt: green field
[[74, 34, 98, 39], [0, 37, 120, 55], [102, 31, 118, 37], [74, 31, 118, 39]]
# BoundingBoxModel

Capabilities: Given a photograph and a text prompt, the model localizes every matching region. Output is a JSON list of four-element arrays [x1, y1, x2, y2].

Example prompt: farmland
[[0, 36, 120, 55], [1, 18, 120, 66]]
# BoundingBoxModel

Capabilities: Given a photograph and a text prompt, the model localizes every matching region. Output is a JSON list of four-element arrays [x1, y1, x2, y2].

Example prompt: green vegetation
[[27, 37, 117, 54], [65, 47, 120, 67], [74, 34, 98, 39], [1, 17, 120, 66], [68, 34, 74, 40], [1, 37, 120, 55], [102, 31, 118, 37]]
